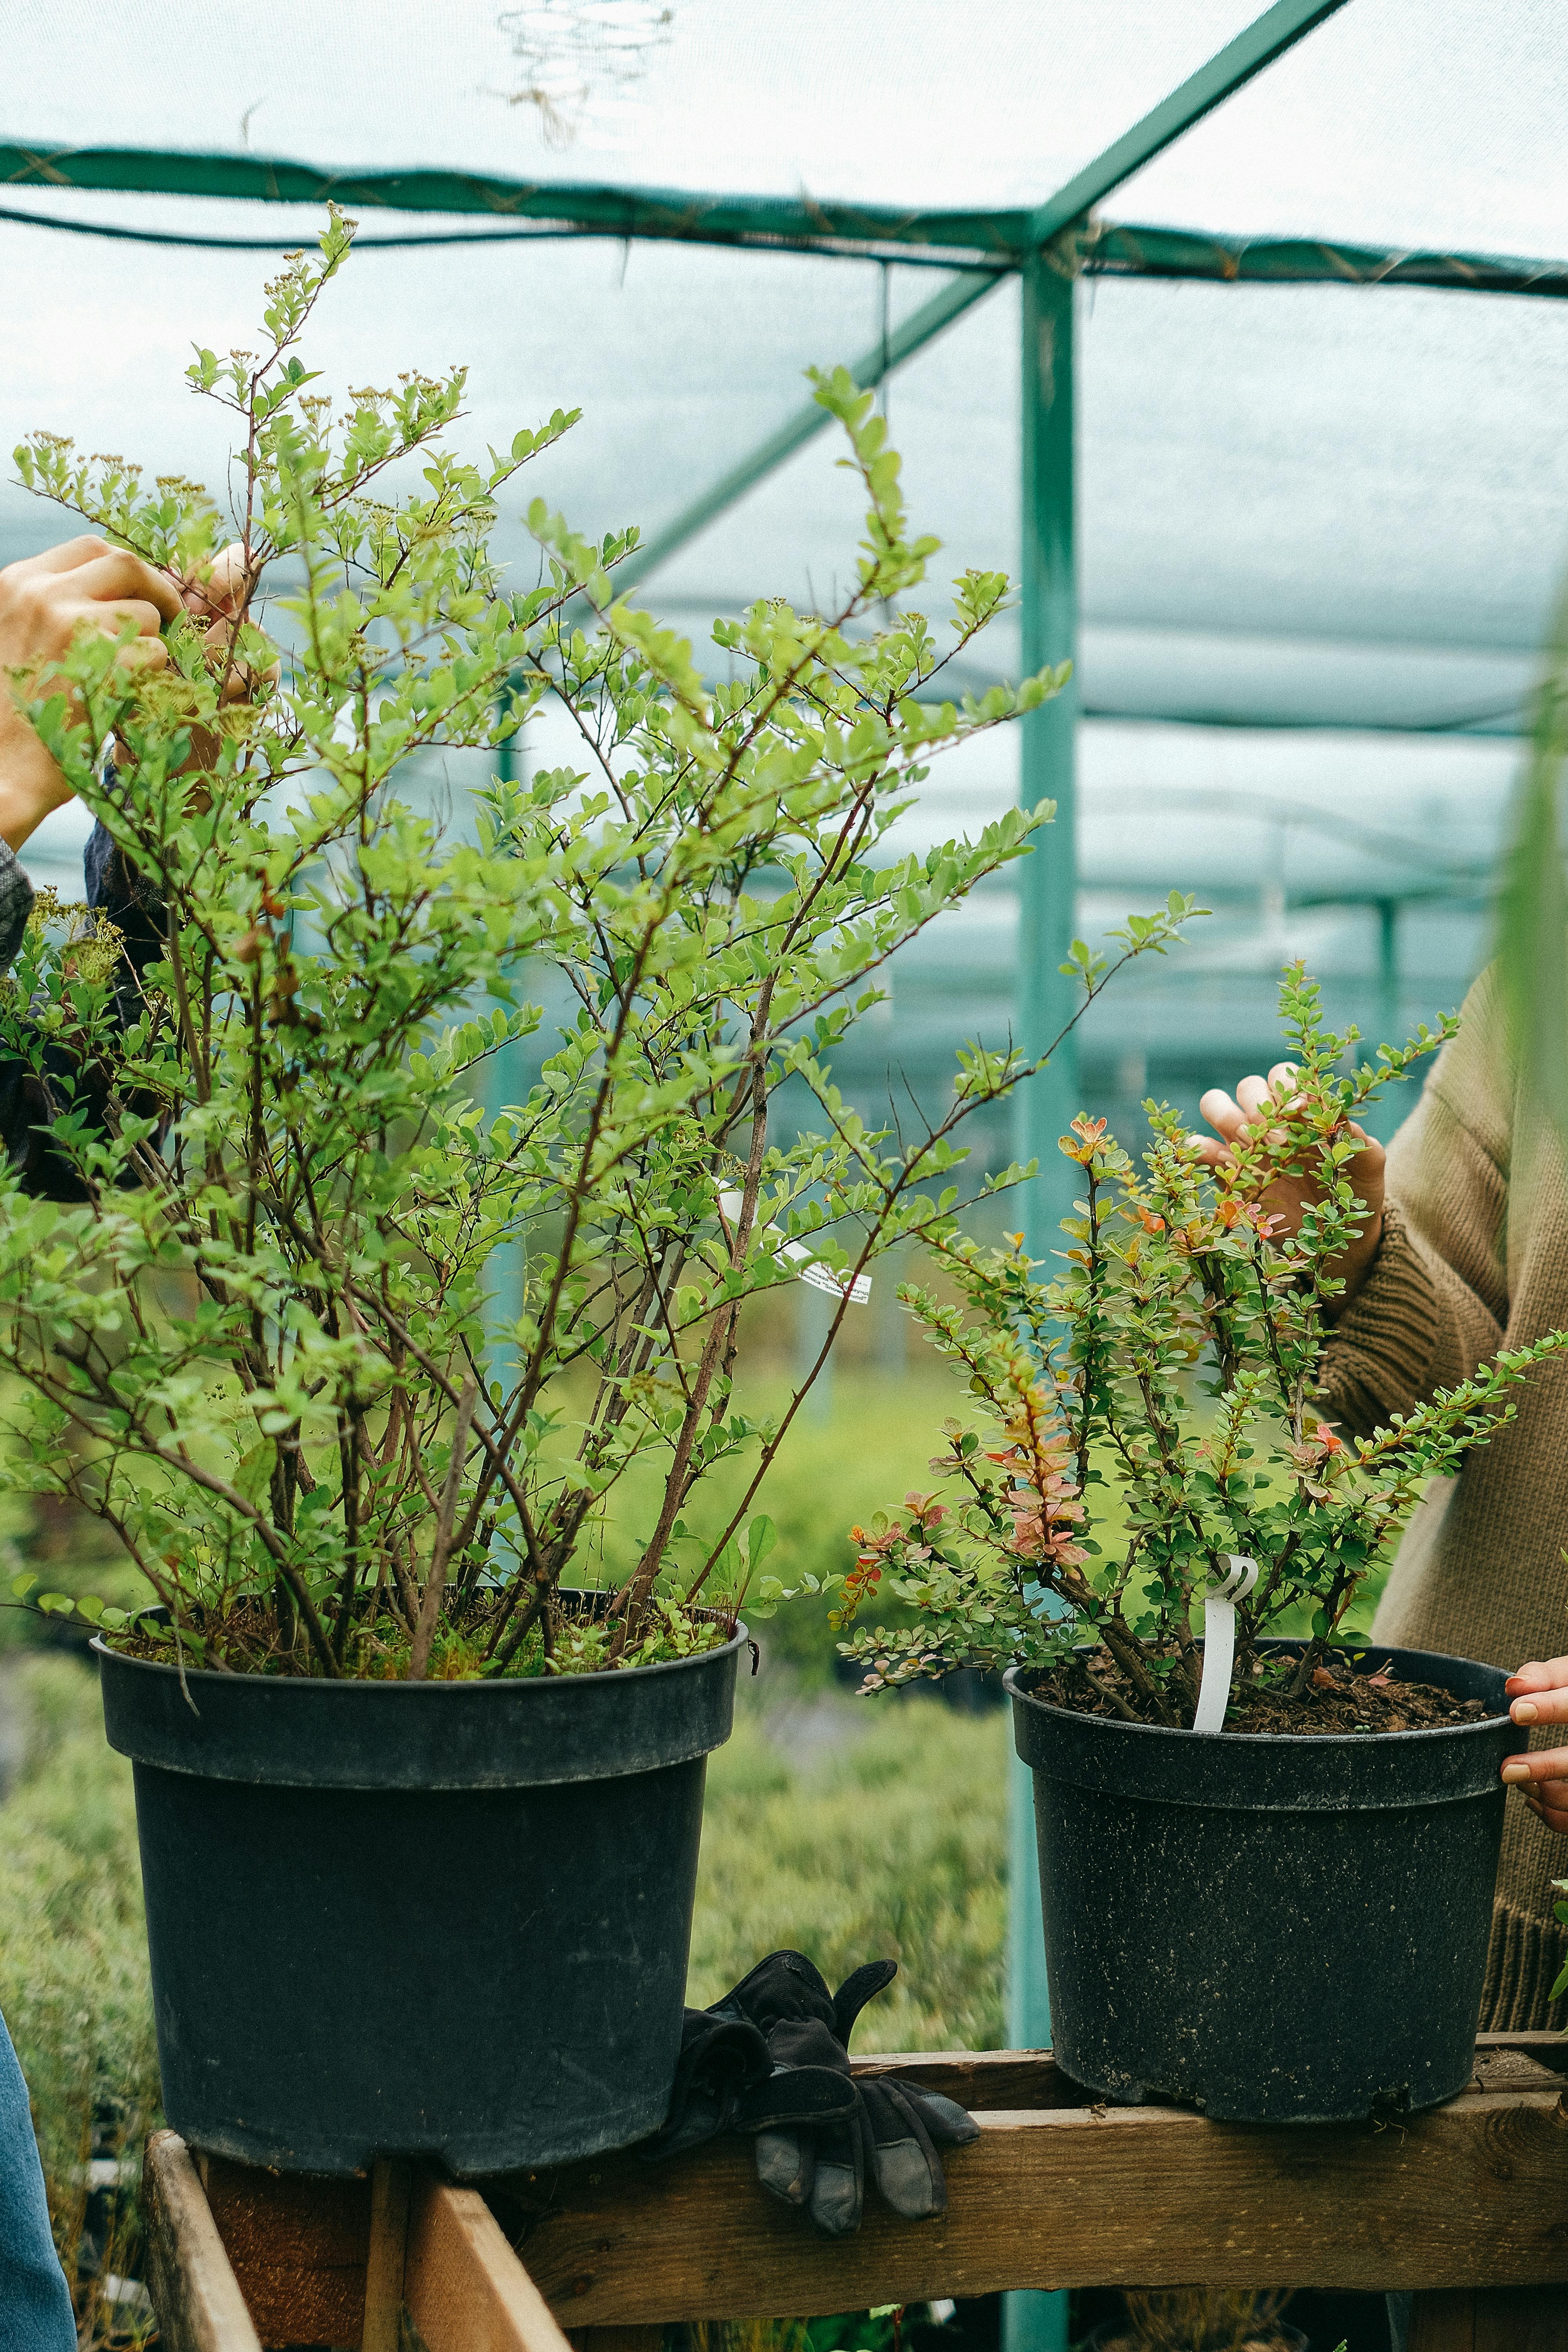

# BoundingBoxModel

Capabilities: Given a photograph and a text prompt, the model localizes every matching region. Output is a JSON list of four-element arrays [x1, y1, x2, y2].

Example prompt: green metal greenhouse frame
[[9, 8, 1566, 2339]]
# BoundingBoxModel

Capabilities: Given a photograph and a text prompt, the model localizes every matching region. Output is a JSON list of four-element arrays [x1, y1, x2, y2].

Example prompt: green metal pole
[[1015, 248, 1082, 1207], [1004, 242, 1079, 2352]]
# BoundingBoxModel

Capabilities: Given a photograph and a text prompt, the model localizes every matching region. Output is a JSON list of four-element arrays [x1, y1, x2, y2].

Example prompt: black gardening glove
[[717, 1950, 980, 2237], [640, 1980, 858, 2160]]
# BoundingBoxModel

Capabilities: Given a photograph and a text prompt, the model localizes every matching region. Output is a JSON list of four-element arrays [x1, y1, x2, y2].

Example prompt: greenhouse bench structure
[[142, 2034, 1568, 2352]]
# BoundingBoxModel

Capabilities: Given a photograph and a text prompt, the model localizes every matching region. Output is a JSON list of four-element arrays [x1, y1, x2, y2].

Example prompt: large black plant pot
[[97, 1613, 745, 2174], [1006, 1642, 1526, 2124]]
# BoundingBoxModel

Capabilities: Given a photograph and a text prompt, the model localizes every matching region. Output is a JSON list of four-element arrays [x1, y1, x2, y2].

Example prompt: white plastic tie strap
[[717, 1188, 872, 1304], [1192, 1554, 1259, 1735]]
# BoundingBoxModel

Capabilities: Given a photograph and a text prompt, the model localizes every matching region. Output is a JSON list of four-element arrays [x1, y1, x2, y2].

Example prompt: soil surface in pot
[[108, 1589, 737, 1680], [1026, 1645, 1493, 1735]]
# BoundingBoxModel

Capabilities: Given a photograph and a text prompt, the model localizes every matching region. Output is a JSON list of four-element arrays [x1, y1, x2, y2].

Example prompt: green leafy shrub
[[4, 209, 1192, 1682]]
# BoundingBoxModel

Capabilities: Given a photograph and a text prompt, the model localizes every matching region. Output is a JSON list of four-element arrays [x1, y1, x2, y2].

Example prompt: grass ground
[[693, 1703, 1008, 2051], [0, 1654, 160, 2345]]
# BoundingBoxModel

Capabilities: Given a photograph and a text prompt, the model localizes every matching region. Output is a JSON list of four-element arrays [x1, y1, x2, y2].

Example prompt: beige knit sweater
[[1321, 961, 1568, 2028]]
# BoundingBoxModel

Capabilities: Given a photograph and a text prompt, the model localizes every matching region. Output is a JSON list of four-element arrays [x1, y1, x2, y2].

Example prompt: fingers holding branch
[[179, 542, 274, 702]]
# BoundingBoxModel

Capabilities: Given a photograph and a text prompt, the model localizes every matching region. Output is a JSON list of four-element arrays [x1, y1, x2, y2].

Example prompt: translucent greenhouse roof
[[2, 0, 1563, 1097], [5, 0, 1270, 219], [5, 0, 1568, 723], [5, 0, 1566, 252], [3, 199, 1562, 730]]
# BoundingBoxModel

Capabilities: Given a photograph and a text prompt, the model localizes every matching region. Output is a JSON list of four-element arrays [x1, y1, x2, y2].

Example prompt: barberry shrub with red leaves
[[817, 965, 1568, 1726]]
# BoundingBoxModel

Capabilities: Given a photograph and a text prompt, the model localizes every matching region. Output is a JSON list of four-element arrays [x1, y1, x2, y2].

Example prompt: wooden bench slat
[[1473, 2032, 1568, 2070], [142, 2132, 264, 2352], [406, 2171, 577, 2352], [505, 2088, 1568, 2322], [859, 2037, 1567, 2110], [364, 2159, 413, 2352], [849, 2050, 1072, 2109], [144, 2038, 1568, 2345]]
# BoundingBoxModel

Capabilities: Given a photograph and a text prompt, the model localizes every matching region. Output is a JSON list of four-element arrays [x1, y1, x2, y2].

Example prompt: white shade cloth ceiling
[[2, 0, 1563, 1051]]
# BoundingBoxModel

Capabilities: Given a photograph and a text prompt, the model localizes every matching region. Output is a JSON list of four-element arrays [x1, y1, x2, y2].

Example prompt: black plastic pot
[[1006, 1642, 1527, 2124], [96, 1608, 745, 2175]]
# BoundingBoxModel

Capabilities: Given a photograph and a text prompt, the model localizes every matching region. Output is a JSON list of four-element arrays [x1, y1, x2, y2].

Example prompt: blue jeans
[[0, 2010, 75, 2352]]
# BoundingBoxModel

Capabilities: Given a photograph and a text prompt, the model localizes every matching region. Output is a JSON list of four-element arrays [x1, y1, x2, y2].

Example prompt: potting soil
[[1029, 1647, 1493, 1735]]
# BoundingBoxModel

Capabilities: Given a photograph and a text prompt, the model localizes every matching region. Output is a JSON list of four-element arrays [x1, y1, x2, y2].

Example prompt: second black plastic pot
[[1006, 1642, 1526, 2124], [97, 1605, 745, 2175]]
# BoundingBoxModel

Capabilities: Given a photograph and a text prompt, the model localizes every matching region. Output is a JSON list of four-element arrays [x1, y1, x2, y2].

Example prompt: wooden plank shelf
[[142, 2036, 1568, 2352]]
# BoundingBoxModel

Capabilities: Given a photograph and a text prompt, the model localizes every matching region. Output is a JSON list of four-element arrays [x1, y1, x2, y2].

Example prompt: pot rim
[[90, 1602, 749, 1696], [1003, 1638, 1512, 1748]]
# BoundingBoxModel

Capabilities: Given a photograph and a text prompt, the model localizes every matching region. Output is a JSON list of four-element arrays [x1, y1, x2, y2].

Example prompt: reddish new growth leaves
[[1060, 1114, 1108, 1165], [981, 1389, 1088, 1574]]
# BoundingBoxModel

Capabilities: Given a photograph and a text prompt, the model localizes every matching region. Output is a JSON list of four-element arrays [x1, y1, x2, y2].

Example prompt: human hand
[[175, 539, 261, 684], [1191, 1060, 1387, 1314], [1500, 1659, 1568, 1832], [0, 536, 183, 850], [136, 540, 269, 792]]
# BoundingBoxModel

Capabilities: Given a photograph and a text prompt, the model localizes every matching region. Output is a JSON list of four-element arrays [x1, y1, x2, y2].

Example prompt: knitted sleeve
[[1320, 971, 1509, 1439]]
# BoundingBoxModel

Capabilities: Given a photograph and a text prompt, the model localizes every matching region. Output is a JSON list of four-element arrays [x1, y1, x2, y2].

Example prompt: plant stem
[[409, 1376, 479, 1680]]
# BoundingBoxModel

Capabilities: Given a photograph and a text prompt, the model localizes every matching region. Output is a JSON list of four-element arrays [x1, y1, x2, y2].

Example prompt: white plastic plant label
[[1193, 1554, 1259, 1735], [716, 1187, 872, 1303]]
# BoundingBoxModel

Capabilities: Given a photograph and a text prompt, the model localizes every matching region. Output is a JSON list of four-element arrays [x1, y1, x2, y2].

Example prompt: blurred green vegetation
[[0, 1654, 159, 2346], [692, 1707, 1008, 2051], [0, 1403, 152, 1652], [580, 1367, 960, 1682]]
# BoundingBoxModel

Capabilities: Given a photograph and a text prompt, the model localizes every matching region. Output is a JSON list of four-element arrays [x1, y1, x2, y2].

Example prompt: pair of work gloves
[[643, 1948, 979, 2237]]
